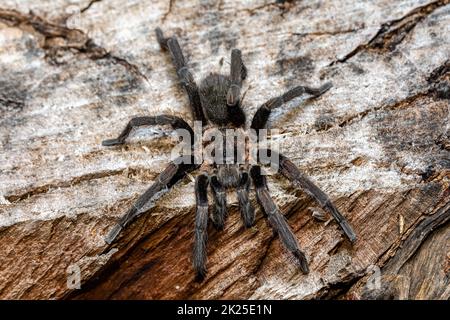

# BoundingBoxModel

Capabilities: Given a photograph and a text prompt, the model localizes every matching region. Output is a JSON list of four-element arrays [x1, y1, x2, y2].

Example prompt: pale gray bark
[[0, 0, 449, 299]]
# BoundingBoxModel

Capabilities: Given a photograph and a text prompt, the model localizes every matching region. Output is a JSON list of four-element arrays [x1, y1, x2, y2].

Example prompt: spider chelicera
[[102, 28, 356, 280]]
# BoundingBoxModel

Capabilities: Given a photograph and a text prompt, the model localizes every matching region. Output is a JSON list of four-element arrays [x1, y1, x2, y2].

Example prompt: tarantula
[[102, 28, 356, 280]]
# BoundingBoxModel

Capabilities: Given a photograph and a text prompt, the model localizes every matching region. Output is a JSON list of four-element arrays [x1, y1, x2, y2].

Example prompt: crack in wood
[[428, 59, 450, 100], [80, 0, 103, 14], [0, 8, 149, 82], [371, 189, 421, 266], [344, 201, 450, 299], [435, 134, 450, 151], [383, 202, 450, 274], [0, 97, 25, 109], [428, 59, 450, 83], [368, 189, 450, 268], [330, 0, 450, 65], [252, 233, 277, 276], [5, 169, 127, 203], [276, 58, 449, 142], [276, 58, 448, 138], [318, 187, 449, 299], [315, 271, 366, 299], [314, 60, 448, 134], [161, 0, 175, 22], [243, 0, 297, 16], [293, 28, 364, 38], [337, 92, 429, 129], [65, 209, 192, 299], [277, 91, 430, 139]]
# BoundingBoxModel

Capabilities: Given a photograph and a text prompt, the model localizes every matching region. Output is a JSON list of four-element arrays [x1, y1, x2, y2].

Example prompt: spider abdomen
[[216, 164, 240, 188]]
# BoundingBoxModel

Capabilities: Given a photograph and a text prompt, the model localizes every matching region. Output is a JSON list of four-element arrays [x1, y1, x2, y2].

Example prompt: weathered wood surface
[[0, 0, 449, 299]]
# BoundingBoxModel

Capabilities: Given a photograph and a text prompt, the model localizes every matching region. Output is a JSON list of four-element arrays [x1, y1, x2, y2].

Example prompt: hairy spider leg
[[250, 165, 309, 273], [104, 158, 198, 244], [193, 174, 209, 280], [277, 152, 357, 242], [227, 49, 247, 127], [226, 49, 247, 106], [251, 82, 332, 134], [236, 170, 255, 227], [209, 175, 227, 230], [102, 115, 194, 146], [156, 28, 206, 124]]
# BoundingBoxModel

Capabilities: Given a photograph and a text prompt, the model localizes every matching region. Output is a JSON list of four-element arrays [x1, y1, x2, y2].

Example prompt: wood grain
[[0, 0, 449, 299]]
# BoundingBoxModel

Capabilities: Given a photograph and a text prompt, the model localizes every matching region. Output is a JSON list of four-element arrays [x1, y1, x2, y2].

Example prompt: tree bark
[[0, 0, 449, 300]]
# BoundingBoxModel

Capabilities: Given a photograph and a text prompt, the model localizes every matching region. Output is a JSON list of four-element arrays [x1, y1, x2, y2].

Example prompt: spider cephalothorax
[[102, 28, 356, 280]]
